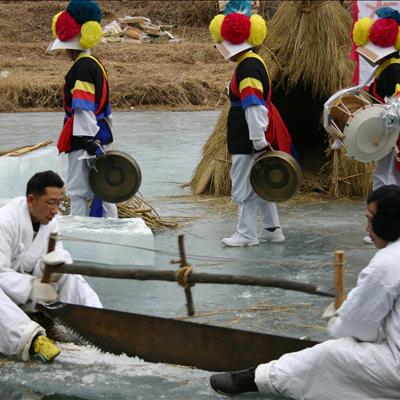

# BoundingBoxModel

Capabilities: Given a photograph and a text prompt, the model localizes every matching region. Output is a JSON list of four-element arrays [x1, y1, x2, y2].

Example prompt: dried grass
[[101, 1, 218, 28], [0, 74, 61, 112], [324, 145, 374, 199], [117, 193, 178, 229], [0, 1, 231, 111], [261, 0, 353, 98], [190, 106, 231, 196], [61, 192, 177, 230]]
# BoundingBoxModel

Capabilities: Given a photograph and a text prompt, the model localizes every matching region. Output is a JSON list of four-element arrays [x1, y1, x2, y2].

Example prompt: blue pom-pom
[[67, 0, 101, 24], [376, 7, 400, 24], [224, 0, 251, 17]]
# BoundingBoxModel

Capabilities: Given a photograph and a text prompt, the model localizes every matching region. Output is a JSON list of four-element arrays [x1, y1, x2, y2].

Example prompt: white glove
[[30, 278, 57, 303], [78, 151, 96, 160], [322, 301, 339, 331], [252, 138, 269, 151], [42, 249, 67, 265], [41, 249, 66, 282], [383, 96, 400, 134]]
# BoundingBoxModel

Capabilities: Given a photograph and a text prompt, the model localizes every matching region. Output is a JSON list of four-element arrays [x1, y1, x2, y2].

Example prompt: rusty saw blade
[[40, 302, 318, 371]]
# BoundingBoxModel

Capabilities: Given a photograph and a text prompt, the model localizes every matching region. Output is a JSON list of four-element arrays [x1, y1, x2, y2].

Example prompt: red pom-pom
[[221, 13, 250, 44], [56, 11, 81, 41], [370, 18, 398, 47]]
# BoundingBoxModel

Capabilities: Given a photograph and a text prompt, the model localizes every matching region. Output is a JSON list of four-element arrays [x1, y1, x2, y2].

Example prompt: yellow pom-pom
[[51, 12, 62, 39], [209, 14, 225, 43], [80, 21, 102, 49], [248, 14, 267, 47], [395, 27, 400, 50], [353, 17, 373, 46]]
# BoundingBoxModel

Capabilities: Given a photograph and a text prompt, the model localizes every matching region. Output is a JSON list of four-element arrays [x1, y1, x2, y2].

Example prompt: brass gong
[[250, 151, 302, 202], [89, 150, 141, 203]]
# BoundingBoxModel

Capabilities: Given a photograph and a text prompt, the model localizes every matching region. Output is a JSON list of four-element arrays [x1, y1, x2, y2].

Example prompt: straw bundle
[[61, 193, 177, 230], [191, 106, 231, 196], [191, 0, 374, 199], [324, 146, 374, 199], [261, 0, 353, 98], [117, 193, 178, 229]]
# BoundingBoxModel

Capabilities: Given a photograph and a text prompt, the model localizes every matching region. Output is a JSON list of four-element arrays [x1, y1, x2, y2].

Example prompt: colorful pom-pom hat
[[353, 7, 400, 64], [47, 0, 103, 52], [209, 0, 267, 59]]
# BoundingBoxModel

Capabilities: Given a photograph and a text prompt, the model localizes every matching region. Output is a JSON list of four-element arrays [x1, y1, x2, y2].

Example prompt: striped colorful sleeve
[[71, 79, 96, 112], [69, 58, 101, 113], [236, 58, 268, 109]]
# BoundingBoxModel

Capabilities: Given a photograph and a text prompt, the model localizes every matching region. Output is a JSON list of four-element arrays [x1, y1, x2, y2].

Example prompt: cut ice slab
[[56, 216, 154, 266], [0, 146, 67, 198]]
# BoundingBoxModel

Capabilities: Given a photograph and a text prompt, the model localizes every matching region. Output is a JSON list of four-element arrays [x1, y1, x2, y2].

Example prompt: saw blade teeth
[[53, 317, 93, 347], [52, 318, 109, 354]]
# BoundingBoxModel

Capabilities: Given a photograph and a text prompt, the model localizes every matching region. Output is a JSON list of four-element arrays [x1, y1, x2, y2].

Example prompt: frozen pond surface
[[0, 111, 377, 399]]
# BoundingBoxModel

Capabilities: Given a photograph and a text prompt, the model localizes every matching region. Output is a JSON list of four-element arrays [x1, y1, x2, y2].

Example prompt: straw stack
[[61, 192, 177, 230], [190, 0, 374, 199]]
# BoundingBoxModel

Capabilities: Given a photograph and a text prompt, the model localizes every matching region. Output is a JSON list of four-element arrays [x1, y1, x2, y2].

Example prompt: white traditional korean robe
[[0, 197, 102, 361], [255, 238, 400, 399]]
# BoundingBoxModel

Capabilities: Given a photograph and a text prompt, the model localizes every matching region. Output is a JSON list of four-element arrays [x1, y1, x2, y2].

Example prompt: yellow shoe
[[32, 335, 61, 363]]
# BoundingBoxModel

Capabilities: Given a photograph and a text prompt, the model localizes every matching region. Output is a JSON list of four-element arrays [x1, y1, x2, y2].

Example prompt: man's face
[[366, 201, 388, 249], [27, 187, 63, 225]]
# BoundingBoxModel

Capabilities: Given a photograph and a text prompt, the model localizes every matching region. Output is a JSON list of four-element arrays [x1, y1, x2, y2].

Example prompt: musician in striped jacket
[[209, 1, 294, 247], [47, 0, 117, 218]]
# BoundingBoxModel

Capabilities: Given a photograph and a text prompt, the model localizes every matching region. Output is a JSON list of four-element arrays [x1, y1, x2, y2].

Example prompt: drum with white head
[[324, 75, 398, 162]]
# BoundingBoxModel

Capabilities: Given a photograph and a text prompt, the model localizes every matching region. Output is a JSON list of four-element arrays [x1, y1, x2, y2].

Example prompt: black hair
[[367, 185, 400, 242], [26, 170, 64, 197]]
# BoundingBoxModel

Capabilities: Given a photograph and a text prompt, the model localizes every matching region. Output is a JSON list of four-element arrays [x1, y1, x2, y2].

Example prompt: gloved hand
[[322, 301, 339, 330], [383, 96, 400, 134], [30, 278, 57, 303], [84, 137, 99, 156], [41, 249, 67, 282], [252, 138, 269, 152]]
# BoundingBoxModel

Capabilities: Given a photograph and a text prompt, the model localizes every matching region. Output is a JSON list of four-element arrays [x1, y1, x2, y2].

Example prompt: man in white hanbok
[[210, 185, 400, 399], [0, 171, 102, 363]]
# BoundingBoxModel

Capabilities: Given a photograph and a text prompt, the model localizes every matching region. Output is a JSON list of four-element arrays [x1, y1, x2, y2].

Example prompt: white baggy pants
[[0, 274, 102, 361], [67, 150, 118, 217], [373, 149, 400, 189], [231, 154, 280, 240], [254, 337, 400, 400]]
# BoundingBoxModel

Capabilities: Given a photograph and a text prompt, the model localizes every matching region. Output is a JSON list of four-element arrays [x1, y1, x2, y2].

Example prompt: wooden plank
[[2, 139, 53, 157]]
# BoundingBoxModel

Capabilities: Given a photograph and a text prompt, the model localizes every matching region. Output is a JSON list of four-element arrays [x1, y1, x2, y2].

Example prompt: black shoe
[[210, 367, 258, 396]]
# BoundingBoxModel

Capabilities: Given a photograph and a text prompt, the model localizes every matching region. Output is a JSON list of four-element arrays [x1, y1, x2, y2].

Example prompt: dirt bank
[[0, 1, 257, 112]]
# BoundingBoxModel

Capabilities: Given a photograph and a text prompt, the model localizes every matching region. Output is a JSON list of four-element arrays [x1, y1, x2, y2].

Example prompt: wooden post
[[178, 235, 195, 316], [334, 250, 346, 310], [41, 232, 58, 284]]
